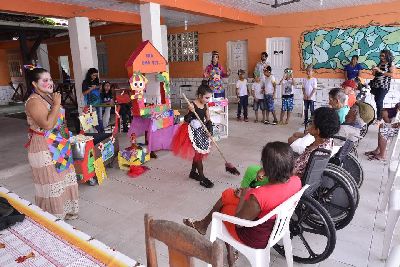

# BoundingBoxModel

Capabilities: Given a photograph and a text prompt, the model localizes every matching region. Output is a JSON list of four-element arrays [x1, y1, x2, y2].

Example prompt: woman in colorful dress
[[25, 68, 79, 220], [203, 51, 230, 98]]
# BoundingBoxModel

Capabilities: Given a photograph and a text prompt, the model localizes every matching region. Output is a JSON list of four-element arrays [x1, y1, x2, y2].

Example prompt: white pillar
[[91, 36, 99, 70], [36, 44, 50, 72], [140, 3, 163, 104], [68, 17, 94, 110], [160, 25, 168, 60]]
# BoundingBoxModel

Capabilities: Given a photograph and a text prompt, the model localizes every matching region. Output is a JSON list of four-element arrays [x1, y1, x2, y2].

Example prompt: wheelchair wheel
[[326, 164, 360, 208], [274, 195, 336, 264], [311, 169, 357, 230], [342, 153, 364, 188]]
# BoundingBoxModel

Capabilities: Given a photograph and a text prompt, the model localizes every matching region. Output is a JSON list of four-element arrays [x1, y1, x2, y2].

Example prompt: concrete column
[[68, 17, 94, 110], [36, 44, 50, 72], [160, 25, 168, 60], [140, 3, 162, 104], [91, 36, 99, 71]]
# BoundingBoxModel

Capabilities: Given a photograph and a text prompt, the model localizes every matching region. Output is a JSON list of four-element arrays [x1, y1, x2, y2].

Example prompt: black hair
[[313, 107, 340, 138], [261, 141, 294, 183], [84, 68, 99, 83], [27, 67, 49, 93], [380, 49, 394, 65], [261, 52, 268, 58], [264, 66, 272, 72], [237, 69, 245, 75], [351, 55, 359, 60], [101, 81, 111, 94], [197, 80, 213, 96]]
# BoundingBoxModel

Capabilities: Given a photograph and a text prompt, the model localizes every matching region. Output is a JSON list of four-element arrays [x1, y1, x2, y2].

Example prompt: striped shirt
[[374, 62, 392, 91]]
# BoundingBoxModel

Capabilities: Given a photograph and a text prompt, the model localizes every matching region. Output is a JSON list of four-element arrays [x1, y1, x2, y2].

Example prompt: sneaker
[[189, 170, 202, 181], [236, 117, 242, 121], [244, 118, 249, 122], [264, 120, 270, 125], [200, 177, 214, 188], [88, 178, 97, 186], [271, 120, 278, 125]]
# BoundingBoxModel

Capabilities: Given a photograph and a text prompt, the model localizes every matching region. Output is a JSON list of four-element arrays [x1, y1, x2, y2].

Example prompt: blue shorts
[[253, 99, 265, 111], [264, 94, 275, 112], [282, 96, 294, 112]]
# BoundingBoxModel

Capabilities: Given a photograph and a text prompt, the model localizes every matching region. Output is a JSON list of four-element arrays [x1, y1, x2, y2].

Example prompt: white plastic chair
[[386, 244, 400, 267], [382, 189, 400, 260], [380, 134, 400, 211], [209, 185, 309, 267]]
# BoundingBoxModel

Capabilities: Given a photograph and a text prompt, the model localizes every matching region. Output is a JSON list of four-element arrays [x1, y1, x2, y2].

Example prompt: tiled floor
[[0, 111, 399, 267]]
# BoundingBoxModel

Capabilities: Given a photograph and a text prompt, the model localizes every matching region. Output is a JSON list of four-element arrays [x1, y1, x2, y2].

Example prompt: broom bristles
[[225, 162, 240, 176]]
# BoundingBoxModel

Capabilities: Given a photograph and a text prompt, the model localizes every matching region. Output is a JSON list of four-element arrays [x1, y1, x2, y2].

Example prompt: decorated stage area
[[1, 111, 400, 266]]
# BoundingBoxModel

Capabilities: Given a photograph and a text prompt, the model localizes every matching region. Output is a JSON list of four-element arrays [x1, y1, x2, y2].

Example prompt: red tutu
[[171, 123, 208, 162]]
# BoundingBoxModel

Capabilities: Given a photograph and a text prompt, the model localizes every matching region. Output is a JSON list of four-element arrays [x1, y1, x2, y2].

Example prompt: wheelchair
[[274, 144, 362, 263]]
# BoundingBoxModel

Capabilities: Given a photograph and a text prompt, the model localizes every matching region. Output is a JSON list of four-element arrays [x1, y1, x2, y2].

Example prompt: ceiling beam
[[133, 0, 264, 25], [0, 0, 142, 25]]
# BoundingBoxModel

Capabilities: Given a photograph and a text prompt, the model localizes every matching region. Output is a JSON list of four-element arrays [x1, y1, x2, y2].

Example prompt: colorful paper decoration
[[94, 157, 107, 185], [129, 72, 148, 100], [118, 150, 150, 171], [74, 139, 95, 183], [125, 40, 167, 77], [101, 140, 114, 162], [156, 71, 170, 96], [79, 108, 98, 131]]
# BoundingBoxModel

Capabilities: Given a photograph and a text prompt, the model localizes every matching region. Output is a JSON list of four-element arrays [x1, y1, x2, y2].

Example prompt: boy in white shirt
[[251, 75, 265, 123], [236, 69, 249, 122], [302, 65, 318, 125], [262, 66, 278, 125]]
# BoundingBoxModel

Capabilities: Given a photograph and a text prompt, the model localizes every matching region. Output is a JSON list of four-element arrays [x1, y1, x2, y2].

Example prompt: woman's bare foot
[[368, 154, 386, 162], [183, 218, 207, 235]]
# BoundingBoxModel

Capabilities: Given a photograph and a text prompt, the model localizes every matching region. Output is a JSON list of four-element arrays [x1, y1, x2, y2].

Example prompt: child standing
[[101, 81, 113, 129], [171, 81, 214, 188], [279, 68, 295, 125], [251, 75, 265, 123], [302, 65, 317, 125], [262, 66, 278, 125], [236, 69, 249, 122]]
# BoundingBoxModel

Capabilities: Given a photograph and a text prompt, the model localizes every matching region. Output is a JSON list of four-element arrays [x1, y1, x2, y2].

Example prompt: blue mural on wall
[[301, 25, 400, 70]]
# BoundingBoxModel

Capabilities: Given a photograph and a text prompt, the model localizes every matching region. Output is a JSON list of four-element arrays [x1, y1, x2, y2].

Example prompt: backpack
[[0, 197, 25, 231]]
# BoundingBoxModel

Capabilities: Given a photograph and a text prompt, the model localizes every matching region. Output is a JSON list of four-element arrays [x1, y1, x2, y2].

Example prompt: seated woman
[[289, 107, 340, 156], [101, 81, 114, 129], [365, 102, 400, 161], [183, 141, 301, 265], [329, 88, 349, 124]]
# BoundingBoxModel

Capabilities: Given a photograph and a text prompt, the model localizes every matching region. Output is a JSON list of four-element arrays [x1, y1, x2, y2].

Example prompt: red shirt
[[236, 176, 302, 249]]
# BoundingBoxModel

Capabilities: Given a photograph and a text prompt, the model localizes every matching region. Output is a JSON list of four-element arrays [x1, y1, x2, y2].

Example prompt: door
[[7, 52, 24, 84], [227, 40, 248, 99], [266, 37, 291, 95]]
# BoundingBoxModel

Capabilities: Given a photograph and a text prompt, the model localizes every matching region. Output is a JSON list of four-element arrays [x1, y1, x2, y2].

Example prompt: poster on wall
[[301, 25, 400, 70]]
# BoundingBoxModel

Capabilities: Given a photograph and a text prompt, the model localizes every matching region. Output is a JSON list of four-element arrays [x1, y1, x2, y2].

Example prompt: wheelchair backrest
[[302, 148, 331, 195], [331, 139, 354, 165]]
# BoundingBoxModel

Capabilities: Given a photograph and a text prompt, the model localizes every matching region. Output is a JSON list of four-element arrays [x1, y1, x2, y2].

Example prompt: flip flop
[[368, 154, 386, 162], [364, 151, 377, 156], [183, 218, 206, 235]]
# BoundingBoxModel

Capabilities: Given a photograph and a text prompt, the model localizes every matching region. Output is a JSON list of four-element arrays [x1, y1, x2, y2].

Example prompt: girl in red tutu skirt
[[171, 81, 214, 188]]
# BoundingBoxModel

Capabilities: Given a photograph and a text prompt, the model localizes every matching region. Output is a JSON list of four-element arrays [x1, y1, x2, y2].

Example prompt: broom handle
[[182, 94, 228, 163]]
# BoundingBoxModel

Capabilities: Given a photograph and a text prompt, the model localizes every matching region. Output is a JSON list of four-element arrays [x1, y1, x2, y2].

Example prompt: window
[[97, 42, 108, 76], [168, 31, 199, 62], [7, 53, 23, 78]]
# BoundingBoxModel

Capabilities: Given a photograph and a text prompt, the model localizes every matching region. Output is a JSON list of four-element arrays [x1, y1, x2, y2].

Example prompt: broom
[[182, 94, 240, 176]]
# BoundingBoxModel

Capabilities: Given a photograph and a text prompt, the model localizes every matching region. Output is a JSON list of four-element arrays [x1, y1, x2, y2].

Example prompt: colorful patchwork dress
[[204, 63, 227, 98], [25, 95, 79, 219]]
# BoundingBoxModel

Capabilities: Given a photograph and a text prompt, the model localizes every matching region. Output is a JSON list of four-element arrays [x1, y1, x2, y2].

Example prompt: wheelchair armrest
[[332, 135, 347, 142]]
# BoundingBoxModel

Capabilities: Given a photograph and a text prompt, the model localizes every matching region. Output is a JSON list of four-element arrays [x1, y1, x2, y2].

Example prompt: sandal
[[368, 154, 386, 162], [364, 151, 377, 157], [264, 120, 270, 125], [183, 218, 206, 235]]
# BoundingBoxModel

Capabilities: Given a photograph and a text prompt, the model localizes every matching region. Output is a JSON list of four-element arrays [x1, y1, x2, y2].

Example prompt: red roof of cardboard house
[[125, 40, 167, 77]]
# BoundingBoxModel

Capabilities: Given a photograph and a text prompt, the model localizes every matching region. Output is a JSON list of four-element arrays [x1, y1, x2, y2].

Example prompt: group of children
[[236, 63, 318, 126]]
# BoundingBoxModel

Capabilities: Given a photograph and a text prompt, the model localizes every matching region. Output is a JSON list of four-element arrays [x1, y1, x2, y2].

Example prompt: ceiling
[[40, 0, 221, 27], [207, 0, 394, 15]]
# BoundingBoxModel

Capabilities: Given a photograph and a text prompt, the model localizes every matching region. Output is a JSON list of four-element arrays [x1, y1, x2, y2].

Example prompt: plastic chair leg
[[382, 197, 400, 259], [283, 231, 294, 267], [380, 166, 398, 211]]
